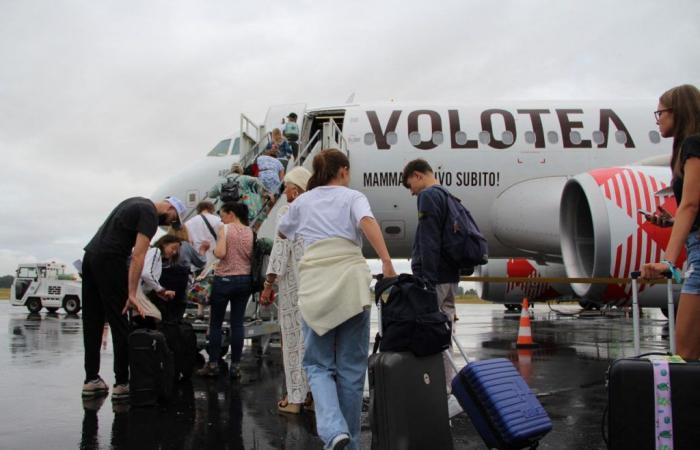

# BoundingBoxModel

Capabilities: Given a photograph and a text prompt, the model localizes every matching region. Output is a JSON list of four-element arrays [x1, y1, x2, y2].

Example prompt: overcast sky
[[0, 0, 698, 275]]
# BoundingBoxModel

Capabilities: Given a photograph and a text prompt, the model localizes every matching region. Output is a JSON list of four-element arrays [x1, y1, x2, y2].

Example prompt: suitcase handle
[[445, 333, 471, 375], [629, 271, 675, 356]]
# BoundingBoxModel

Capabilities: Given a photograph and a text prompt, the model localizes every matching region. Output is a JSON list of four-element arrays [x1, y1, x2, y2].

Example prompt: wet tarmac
[[0, 301, 673, 449]]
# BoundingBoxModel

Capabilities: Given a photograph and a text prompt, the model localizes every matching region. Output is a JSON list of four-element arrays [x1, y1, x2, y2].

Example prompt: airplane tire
[[26, 297, 42, 314], [579, 300, 600, 311], [660, 306, 678, 319], [63, 296, 81, 315]]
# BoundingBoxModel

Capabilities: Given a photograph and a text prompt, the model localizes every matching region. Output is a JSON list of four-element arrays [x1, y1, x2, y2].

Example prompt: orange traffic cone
[[516, 298, 539, 348]]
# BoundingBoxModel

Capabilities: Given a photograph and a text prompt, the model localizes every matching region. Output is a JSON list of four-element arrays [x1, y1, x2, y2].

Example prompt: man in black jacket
[[81, 196, 185, 401], [402, 159, 459, 385]]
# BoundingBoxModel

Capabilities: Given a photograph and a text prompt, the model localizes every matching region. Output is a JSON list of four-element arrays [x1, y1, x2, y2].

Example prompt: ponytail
[[307, 148, 350, 190]]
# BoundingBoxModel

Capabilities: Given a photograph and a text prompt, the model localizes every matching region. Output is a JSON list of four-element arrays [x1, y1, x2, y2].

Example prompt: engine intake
[[560, 166, 678, 302]]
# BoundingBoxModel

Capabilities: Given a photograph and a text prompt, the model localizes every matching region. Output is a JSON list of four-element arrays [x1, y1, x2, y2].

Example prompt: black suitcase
[[129, 328, 174, 406], [607, 272, 700, 449], [160, 321, 197, 381], [369, 351, 453, 450], [368, 288, 453, 450]]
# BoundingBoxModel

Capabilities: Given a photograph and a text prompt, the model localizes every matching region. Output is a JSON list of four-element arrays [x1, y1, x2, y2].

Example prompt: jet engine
[[559, 166, 682, 305], [475, 258, 574, 304]]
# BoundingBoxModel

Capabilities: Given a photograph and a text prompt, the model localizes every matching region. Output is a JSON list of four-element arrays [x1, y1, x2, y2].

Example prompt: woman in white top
[[140, 235, 182, 322], [260, 167, 313, 414], [278, 149, 396, 450]]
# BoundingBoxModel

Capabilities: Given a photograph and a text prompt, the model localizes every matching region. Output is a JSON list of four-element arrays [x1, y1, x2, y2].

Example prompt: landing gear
[[579, 300, 600, 311], [660, 306, 678, 319], [505, 304, 522, 313]]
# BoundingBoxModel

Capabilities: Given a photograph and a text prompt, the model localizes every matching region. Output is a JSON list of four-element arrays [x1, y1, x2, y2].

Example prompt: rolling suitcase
[[607, 272, 700, 450], [129, 328, 174, 406], [160, 320, 197, 381], [449, 328, 552, 449], [369, 289, 453, 450]]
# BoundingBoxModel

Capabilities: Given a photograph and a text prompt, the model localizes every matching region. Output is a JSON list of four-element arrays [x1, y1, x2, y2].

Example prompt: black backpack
[[220, 177, 241, 203], [434, 186, 488, 269], [374, 274, 451, 357], [249, 234, 273, 293]]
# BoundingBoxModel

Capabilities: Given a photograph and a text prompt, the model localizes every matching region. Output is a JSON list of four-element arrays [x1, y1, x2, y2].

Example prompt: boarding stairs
[[186, 113, 350, 357]]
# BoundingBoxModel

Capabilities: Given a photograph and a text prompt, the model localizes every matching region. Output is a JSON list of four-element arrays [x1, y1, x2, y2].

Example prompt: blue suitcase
[[449, 337, 551, 449]]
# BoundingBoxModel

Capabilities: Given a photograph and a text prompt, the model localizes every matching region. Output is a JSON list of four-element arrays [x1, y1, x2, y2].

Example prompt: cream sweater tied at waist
[[297, 237, 372, 336]]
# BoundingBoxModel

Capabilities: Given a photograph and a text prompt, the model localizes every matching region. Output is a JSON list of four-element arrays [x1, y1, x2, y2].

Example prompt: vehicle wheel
[[46, 307, 59, 314], [26, 297, 42, 314], [63, 296, 81, 314]]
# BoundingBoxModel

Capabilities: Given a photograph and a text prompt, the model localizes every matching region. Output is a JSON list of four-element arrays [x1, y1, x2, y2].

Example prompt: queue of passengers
[[80, 86, 700, 450]]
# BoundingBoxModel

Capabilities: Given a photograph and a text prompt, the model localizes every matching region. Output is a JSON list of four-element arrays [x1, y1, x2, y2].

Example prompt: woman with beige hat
[[260, 166, 313, 414]]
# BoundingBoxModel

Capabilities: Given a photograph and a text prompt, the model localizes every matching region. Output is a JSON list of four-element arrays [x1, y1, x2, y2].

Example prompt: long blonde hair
[[167, 226, 190, 242], [660, 84, 700, 176]]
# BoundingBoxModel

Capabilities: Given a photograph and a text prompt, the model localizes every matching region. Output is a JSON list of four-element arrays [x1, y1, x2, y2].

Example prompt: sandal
[[303, 393, 315, 412], [277, 397, 301, 414]]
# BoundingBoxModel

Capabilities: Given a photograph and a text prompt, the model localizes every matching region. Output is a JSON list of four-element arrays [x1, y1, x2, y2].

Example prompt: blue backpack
[[434, 186, 488, 268]]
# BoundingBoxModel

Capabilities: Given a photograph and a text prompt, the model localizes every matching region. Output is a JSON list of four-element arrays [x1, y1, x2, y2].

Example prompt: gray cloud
[[0, 0, 698, 274]]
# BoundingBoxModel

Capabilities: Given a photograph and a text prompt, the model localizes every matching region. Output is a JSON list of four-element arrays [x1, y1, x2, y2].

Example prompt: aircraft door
[[263, 103, 307, 137]]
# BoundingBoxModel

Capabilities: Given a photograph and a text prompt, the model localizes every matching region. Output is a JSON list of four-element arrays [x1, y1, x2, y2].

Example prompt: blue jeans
[[208, 275, 251, 365], [303, 309, 370, 450], [682, 232, 700, 295]]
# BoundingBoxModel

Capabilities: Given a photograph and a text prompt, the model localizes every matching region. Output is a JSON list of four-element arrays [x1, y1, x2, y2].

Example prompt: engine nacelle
[[475, 258, 574, 303], [560, 166, 683, 305], [492, 177, 567, 259]]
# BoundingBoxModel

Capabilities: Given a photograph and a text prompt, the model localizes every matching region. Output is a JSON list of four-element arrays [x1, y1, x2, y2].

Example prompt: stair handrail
[[323, 118, 349, 155]]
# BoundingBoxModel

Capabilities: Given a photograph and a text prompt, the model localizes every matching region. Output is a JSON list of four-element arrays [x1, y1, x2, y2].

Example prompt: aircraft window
[[432, 131, 444, 145], [570, 131, 582, 145], [501, 131, 514, 146], [408, 131, 422, 146], [649, 130, 661, 144], [547, 131, 559, 144], [615, 130, 627, 144], [207, 139, 231, 157], [455, 131, 468, 146], [231, 137, 240, 155], [478, 131, 491, 145], [524, 131, 536, 144], [386, 131, 398, 146], [364, 133, 375, 146], [592, 130, 605, 145]]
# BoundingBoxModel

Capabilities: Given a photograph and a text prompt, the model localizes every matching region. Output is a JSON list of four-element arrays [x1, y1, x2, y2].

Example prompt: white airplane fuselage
[[154, 100, 676, 306]]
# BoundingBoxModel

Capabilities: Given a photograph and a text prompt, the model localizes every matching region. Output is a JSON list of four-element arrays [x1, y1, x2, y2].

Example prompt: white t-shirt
[[185, 213, 222, 262], [278, 186, 374, 248]]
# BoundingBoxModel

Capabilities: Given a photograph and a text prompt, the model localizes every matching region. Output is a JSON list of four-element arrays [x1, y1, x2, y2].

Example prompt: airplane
[[152, 100, 681, 314]]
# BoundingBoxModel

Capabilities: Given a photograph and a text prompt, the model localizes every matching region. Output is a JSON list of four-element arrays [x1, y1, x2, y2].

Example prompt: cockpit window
[[207, 139, 231, 157], [231, 137, 240, 155]]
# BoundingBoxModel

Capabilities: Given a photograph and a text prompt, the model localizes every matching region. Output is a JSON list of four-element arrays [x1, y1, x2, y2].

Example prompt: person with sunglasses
[[642, 84, 700, 360]]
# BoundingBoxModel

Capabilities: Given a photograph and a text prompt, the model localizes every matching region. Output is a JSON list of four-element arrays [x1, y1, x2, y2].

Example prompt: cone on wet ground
[[516, 298, 539, 348]]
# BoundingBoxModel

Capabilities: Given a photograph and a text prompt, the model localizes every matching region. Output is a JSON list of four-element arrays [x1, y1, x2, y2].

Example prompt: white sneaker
[[447, 394, 463, 419], [329, 433, 350, 450], [82, 377, 109, 398], [112, 383, 129, 401]]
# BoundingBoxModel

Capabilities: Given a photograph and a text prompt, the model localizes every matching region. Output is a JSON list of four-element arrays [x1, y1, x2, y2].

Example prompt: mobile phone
[[637, 209, 652, 219]]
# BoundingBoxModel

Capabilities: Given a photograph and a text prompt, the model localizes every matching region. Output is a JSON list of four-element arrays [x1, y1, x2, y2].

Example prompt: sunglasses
[[654, 108, 672, 120]]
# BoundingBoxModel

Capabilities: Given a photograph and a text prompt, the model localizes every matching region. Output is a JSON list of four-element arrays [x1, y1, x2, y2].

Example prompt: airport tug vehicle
[[10, 262, 82, 314]]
